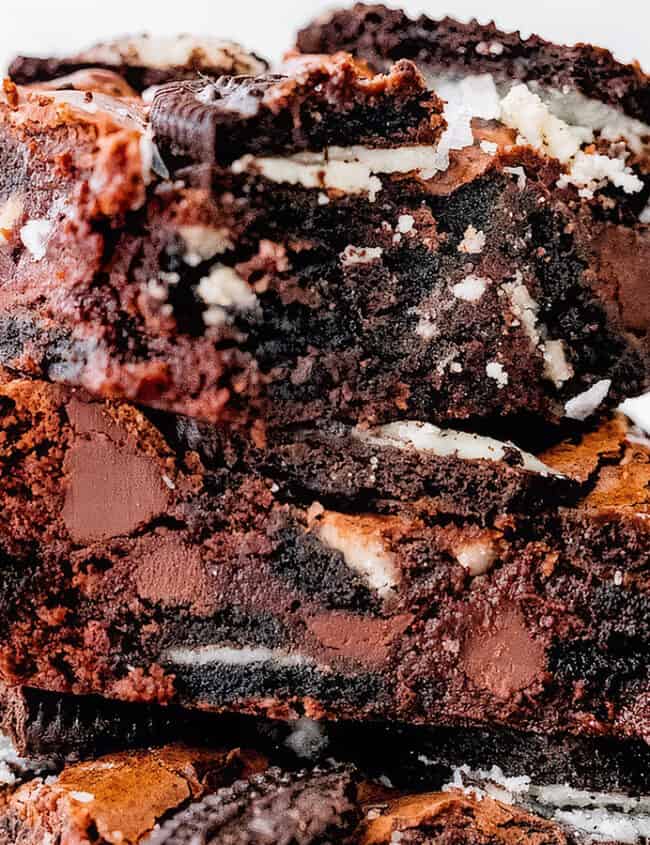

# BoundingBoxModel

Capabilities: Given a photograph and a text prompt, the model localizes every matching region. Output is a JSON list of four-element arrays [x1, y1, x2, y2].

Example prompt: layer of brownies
[[1, 374, 648, 742], [3, 739, 648, 844], [4, 684, 650, 798], [0, 49, 647, 436]]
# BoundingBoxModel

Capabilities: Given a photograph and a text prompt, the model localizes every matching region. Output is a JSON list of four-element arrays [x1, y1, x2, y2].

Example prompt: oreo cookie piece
[[146, 765, 361, 845], [150, 53, 444, 166]]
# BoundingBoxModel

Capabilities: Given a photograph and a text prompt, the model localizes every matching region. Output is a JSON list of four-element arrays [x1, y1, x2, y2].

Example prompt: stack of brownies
[[0, 5, 649, 843]]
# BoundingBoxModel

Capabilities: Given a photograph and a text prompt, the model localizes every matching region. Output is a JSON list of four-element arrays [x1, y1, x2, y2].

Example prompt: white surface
[[1, 1, 649, 74]]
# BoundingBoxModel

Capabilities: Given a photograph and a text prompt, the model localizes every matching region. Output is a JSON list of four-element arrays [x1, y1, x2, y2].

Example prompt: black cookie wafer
[[145, 765, 361, 845]]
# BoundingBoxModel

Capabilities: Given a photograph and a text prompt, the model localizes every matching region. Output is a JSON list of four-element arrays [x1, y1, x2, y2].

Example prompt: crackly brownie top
[[150, 53, 445, 165], [8, 34, 268, 94], [297, 3, 650, 124]]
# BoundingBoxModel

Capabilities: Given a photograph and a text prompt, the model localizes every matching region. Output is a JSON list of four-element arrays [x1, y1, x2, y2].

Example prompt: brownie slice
[[296, 6, 650, 264], [298, 6, 647, 115], [0, 374, 647, 743], [0, 744, 267, 845], [4, 683, 650, 799], [0, 752, 588, 845], [0, 54, 647, 435], [8, 34, 268, 94]]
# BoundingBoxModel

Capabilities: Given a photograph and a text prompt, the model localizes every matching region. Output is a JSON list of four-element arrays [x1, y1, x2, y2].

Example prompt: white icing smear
[[163, 645, 312, 668], [316, 512, 400, 598], [619, 392, 650, 435], [354, 421, 563, 477], [231, 145, 448, 200], [76, 35, 265, 74]]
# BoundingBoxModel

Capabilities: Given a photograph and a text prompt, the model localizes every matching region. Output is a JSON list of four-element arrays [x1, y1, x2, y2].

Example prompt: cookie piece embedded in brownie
[[150, 53, 445, 166], [0, 375, 648, 743], [8, 34, 268, 94]]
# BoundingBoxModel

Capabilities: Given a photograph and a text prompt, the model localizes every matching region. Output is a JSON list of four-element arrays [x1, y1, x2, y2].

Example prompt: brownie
[[0, 743, 268, 845], [0, 55, 647, 437], [4, 683, 650, 799], [8, 34, 268, 94], [0, 374, 647, 744], [296, 4, 650, 125], [9, 748, 647, 844]]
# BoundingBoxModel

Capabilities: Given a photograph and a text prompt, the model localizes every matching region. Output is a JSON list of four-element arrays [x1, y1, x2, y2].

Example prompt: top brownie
[[296, 3, 650, 124], [0, 37, 648, 436], [8, 34, 268, 93]]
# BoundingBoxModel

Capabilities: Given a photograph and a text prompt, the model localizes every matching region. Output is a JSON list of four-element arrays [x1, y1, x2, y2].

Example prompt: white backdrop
[[1, 0, 649, 73]]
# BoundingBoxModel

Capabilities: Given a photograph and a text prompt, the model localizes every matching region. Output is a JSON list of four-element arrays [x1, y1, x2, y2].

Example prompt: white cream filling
[[340, 245, 383, 265], [231, 145, 448, 200], [457, 225, 486, 254], [452, 274, 489, 302], [77, 35, 266, 74], [619, 392, 650, 435], [485, 361, 509, 388], [0, 195, 23, 242], [444, 765, 650, 844], [316, 512, 400, 598], [163, 645, 312, 668], [565, 379, 612, 421], [454, 539, 497, 576], [501, 84, 643, 197], [427, 73, 648, 205], [0, 735, 24, 786], [354, 421, 563, 477]]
